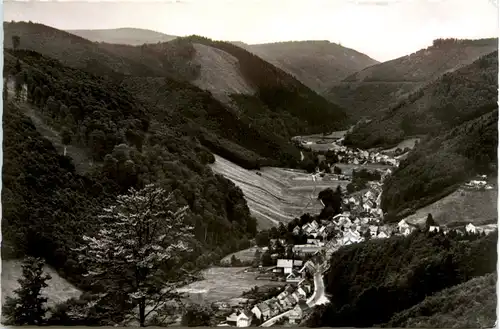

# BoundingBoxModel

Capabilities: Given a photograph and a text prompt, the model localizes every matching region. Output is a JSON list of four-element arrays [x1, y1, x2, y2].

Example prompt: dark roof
[[297, 300, 309, 311]]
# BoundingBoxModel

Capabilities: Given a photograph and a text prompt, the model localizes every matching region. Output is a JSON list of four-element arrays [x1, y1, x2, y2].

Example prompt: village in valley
[[205, 135, 497, 328]]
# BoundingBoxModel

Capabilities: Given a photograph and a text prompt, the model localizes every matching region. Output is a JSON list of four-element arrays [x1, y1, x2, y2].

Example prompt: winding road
[[260, 263, 328, 327]]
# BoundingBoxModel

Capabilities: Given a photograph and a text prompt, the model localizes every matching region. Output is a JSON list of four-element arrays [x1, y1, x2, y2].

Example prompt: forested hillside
[[344, 50, 498, 149], [3, 49, 259, 292], [241, 40, 378, 93], [4, 22, 348, 170], [386, 273, 496, 328], [325, 38, 498, 120], [381, 109, 497, 219], [307, 230, 497, 327]]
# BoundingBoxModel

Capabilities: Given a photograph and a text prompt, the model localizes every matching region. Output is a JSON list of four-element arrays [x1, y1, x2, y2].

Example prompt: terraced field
[[210, 155, 349, 229]]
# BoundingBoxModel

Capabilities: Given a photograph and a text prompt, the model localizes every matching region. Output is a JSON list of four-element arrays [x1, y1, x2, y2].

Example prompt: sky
[[3, 0, 499, 62]]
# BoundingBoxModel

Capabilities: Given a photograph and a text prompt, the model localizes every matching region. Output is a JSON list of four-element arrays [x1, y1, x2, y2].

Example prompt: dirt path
[[6, 80, 94, 174]]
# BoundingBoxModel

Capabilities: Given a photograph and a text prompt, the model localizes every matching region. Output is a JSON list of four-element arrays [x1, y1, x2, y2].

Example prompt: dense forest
[[386, 272, 496, 328], [325, 38, 498, 121], [344, 50, 498, 149], [306, 230, 497, 327], [4, 22, 348, 171], [2, 48, 259, 294], [381, 109, 498, 219]]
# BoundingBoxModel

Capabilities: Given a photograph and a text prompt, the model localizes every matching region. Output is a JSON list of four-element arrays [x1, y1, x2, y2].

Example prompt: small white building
[[429, 226, 440, 233], [236, 311, 253, 327], [466, 223, 477, 234]]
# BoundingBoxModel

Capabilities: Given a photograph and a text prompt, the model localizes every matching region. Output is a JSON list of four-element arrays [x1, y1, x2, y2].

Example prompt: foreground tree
[[76, 184, 195, 327], [3, 257, 51, 325]]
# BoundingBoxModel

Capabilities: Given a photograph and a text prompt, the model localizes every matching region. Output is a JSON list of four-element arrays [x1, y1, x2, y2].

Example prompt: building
[[277, 259, 294, 274], [288, 301, 310, 324], [236, 311, 253, 327], [466, 223, 477, 234], [293, 245, 322, 257], [286, 270, 302, 283], [251, 302, 271, 320]]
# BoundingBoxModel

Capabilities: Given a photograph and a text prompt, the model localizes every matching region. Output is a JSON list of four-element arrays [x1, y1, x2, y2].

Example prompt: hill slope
[[307, 231, 497, 327], [66, 27, 177, 45], [5, 22, 348, 170], [345, 50, 498, 149], [3, 49, 259, 291], [381, 109, 498, 219], [242, 40, 379, 93], [387, 273, 497, 328], [325, 38, 498, 120]]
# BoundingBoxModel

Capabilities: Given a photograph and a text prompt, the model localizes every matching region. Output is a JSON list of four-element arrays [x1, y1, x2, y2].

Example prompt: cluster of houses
[[219, 281, 314, 327], [464, 175, 494, 190]]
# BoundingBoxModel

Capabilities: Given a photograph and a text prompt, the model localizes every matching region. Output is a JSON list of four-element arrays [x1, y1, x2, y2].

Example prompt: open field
[[404, 183, 498, 227], [210, 155, 349, 229], [220, 246, 261, 265], [377, 137, 421, 155], [177, 267, 285, 304], [1, 259, 82, 312], [292, 131, 348, 152], [335, 163, 394, 176]]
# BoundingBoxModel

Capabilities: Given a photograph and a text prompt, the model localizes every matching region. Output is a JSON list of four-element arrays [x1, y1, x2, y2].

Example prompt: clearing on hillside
[[1, 259, 82, 312], [404, 183, 497, 227], [210, 155, 349, 229], [191, 43, 255, 100]]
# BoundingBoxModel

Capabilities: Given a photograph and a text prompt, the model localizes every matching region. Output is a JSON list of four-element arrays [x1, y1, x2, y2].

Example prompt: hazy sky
[[3, 0, 499, 61]]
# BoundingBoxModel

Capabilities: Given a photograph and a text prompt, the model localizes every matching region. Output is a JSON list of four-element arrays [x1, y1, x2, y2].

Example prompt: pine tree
[[3, 257, 51, 325], [75, 184, 195, 327]]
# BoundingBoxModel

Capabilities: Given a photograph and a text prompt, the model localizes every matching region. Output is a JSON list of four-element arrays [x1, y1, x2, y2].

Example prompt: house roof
[[277, 259, 293, 268], [297, 300, 309, 311], [238, 310, 253, 319]]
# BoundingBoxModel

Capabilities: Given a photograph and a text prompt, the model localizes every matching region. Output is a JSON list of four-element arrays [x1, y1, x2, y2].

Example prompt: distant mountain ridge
[[65, 27, 178, 45], [325, 38, 498, 120], [237, 40, 379, 93]]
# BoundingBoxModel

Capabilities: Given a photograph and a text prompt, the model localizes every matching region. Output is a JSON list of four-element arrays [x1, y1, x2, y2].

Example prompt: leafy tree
[[253, 248, 262, 267], [12, 35, 21, 50], [256, 230, 270, 247], [181, 304, 213, 327], [333, 166, 342, 175], [76, 184, 195, 327], [3, 257, 51, 325]]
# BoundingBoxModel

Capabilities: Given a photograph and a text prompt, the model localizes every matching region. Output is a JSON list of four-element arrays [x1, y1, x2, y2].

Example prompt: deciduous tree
[[76, 184, 195, 327]]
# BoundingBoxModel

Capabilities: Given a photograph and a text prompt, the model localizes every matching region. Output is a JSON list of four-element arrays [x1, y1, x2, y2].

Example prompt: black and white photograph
[[1, 0, 498, 327]]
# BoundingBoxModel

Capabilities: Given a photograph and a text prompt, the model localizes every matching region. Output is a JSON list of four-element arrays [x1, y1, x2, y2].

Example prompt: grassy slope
[[243, 40, 379, 93], [386, 273, 497, 328], [345, 50, 498, 149], [325, 38, 498, 121], [65, 28, 177, 45], [1, 259, 82, 310], [403, 184, 498, 227], [381, 110, 498, 219], [210, 154, 349, 229]]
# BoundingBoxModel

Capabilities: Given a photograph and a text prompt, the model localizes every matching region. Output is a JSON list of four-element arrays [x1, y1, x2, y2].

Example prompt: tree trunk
[[63, 146, 67, 156], [139, 299, 146, 327]]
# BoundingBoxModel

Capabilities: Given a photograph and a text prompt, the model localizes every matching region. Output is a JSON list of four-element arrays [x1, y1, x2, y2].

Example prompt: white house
[[429, 226, 440, 233], [398, 219, 413, 236], [236, 311, 253, 327], [277, 259, 294, 274], [252, 302, 271, 320], [466, 223, 477, 234]]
